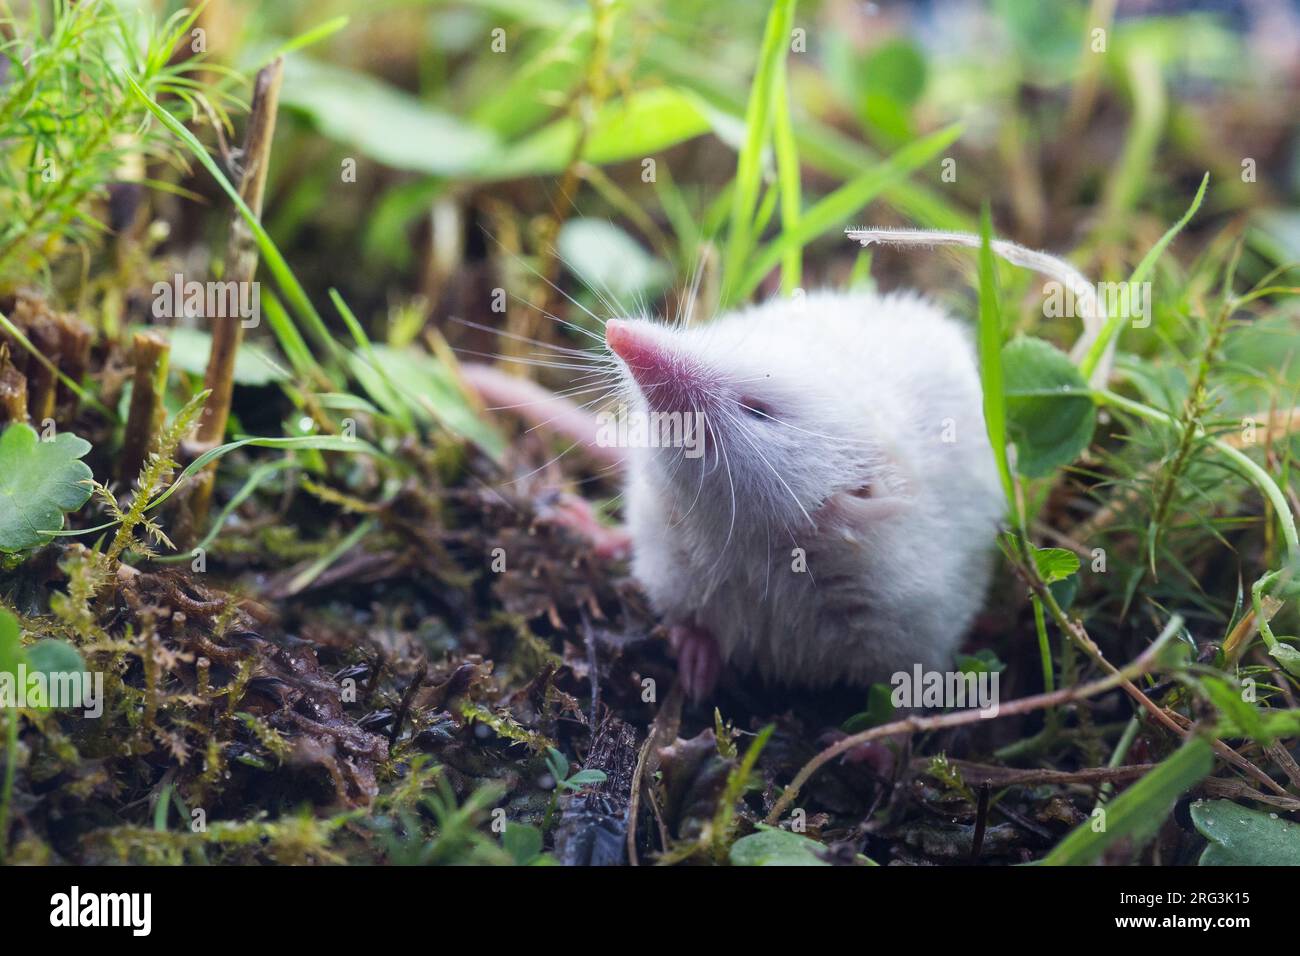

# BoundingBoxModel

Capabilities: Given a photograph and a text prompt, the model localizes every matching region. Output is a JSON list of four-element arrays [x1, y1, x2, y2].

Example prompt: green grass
[[0, 0, 1297, 868]]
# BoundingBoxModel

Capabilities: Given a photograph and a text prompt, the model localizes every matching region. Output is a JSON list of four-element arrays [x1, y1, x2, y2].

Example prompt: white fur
[[616, 290, 1004, 688]]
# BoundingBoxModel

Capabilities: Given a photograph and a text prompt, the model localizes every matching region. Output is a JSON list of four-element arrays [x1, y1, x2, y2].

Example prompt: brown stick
[[0, 345, 27, 425], [555, 711, 638, 866], [1011, 542, 1291, 799], [25, 315, 60, 425], [920, 758, 1160, 789], [1160, 706, 1289, 796], [120, 331, 171, 486], [627, 681, 684, 866], [764, 634, 1176, 825], [54, 313, 92, 424], [186, 58, 284, 530], [1263, 741, 1300, 791], [1201, 776, 1300, 811]]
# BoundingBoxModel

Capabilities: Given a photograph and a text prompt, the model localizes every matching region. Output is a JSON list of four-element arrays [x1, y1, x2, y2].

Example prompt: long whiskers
[[451, 347, 608, 373], [730, 398, 875, 448], [450, 315, 598, 357]]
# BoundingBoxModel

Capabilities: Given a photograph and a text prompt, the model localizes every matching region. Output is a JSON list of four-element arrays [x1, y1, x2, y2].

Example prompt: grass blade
[[1040, 735, 1212, 865], [148, 435, 388, 513], [1079, 172, 1209, 381], [722, 0, 797, 291], [977, 205, 1016, 522], [262, 289, 333, 387], [730, 122, 962, 303], [127, 73, 339, 362], [773, 56, 802, 294]]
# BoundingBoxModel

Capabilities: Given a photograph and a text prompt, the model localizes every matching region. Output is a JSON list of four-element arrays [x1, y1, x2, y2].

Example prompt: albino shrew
[[465, 290, 1004, 699]]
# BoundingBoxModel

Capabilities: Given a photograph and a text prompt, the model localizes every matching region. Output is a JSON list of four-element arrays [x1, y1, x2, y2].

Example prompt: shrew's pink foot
[[669, 623, 722, 702], [842, 740, 897, 778], [818, 729, 899, 779], [536, 491, 632, 560]]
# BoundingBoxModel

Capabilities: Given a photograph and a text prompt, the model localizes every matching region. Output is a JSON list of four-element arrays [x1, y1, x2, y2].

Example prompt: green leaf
[[0, 608, 21, 677], [470, 18, 592, 139], [1258, 708, 1300, 739], [280, 56, 500, 176], [472, 0, 968, 232], [1049, 575, 1078, 612], [723, 0, 798, 288], [502, 822, 544, 865], [68, 434, 388, 526], [349, 345, 506, 460], [0, 423, 94, 552], [1191, 799, 1300, 866], [955, 648, 1007, 675], [546, 747, 569, 783], [1199, 675, 1272, 746], [135, 326, 289, 386], [564, 769, 608, 788], [842, 682, 896, 733], [1267, 642, 1300, 677], [479, 87, 713, 182], [557, 219, 671, 302], [1032, 547, 1080, 585], [1080, 172, 1208, 380], [861, 39, 927, 104], [856, 40, 926, 143], [24, 639, 87, 711], [859, 92, 912, 144], [1040, 736, 1213, 866], [731, 123, 963, 304], [24, 638, 84, 677], [976, 205, 1015, 517], [130, 75, 343, 370], [730, 825, 830, 866], [1002, 336, 1096, 477]]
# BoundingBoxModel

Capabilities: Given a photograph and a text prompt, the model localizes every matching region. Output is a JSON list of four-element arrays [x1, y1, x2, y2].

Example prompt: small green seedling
[[545, 747, 607, 792], [1, 608, 88, 863]]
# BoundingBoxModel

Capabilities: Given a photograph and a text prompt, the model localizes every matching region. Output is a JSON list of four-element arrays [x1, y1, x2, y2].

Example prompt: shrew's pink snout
[[606, 319, 707, 413], [605, 319, 658, 372]]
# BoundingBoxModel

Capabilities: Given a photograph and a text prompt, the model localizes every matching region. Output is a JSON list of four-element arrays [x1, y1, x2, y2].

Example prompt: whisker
[[449, 315, 596, 357], [473, 225, 616, 350], [496, 439, 584, 487], [481, 227, 611, 332], [518, 384, 623, 439], [728, 398, 875, 447], [508, 293, 607, 346], [451, 347, 606, 373], [727, 412, 813, 527], [480, 380, 620, 413], [713, 414, 739, 561]]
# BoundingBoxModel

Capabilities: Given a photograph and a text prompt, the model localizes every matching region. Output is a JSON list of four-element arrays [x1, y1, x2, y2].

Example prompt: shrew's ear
[[812, 453, 913, 531], [813, 485, 912, 531]]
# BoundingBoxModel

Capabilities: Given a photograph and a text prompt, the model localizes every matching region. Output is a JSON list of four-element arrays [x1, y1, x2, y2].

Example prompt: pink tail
[[458, 363, 627, 472]]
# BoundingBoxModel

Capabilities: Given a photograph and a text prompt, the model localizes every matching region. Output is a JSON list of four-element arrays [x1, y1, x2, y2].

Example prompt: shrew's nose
[[605, 319, 659, 372], [605, 319, 703, 414]]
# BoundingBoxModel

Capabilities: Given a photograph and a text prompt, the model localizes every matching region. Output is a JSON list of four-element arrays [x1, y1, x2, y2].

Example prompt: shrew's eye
[[739, 397, 773, 420]]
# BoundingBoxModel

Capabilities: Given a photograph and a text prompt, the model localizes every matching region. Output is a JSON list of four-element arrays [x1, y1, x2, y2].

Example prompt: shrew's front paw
[[669, 622, 722, 702]]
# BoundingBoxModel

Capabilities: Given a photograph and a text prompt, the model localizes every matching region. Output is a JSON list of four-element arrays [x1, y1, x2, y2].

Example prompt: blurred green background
[[138, 0, 1299, 349]]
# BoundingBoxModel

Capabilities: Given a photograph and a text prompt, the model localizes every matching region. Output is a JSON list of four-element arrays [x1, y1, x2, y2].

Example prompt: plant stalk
[[186, 58, 285, 533], [120, 332, 171, 487]]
